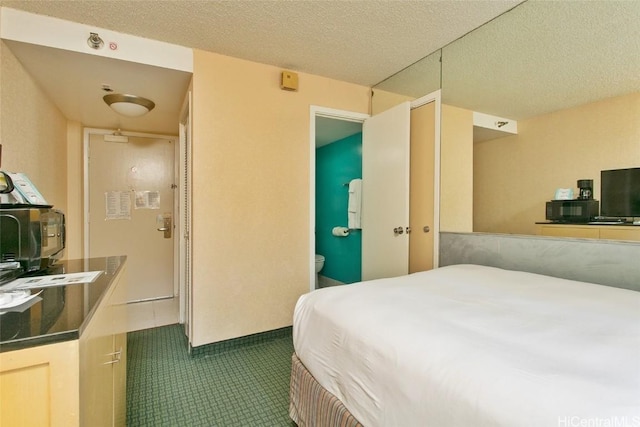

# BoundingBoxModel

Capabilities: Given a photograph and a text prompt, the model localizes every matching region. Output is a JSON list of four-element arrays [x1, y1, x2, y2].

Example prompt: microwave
[[545, 199, 599, 223], [0, 206, 65, 273]]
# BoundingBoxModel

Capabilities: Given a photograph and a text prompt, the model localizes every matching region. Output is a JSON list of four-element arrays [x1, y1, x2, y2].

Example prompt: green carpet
[[127, 324, 296, 426]]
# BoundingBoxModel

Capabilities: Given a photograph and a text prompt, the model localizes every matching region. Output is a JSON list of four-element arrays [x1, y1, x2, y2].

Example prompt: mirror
[[372, 1, 640, 236], [373, 49, 441, 115]]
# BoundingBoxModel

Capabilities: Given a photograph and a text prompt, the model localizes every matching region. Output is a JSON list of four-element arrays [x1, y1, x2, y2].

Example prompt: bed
[[289, 264, 640, 426]]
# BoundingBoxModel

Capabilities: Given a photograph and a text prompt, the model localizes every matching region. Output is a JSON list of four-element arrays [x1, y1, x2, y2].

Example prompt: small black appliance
[[577, 179, 593, 200], [546, 199, 599, 223]]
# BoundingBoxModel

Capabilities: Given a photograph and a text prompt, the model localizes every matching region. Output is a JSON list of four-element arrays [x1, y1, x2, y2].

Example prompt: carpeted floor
[[127, 324, 296, 426]]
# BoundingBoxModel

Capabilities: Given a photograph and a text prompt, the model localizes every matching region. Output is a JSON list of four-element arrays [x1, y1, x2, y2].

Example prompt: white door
[[361, 102, 411, 280], [88, 132, 176, 302]]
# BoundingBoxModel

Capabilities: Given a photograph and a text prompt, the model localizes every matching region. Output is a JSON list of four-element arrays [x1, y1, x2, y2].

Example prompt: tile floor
[[127, 296, 180, 332]]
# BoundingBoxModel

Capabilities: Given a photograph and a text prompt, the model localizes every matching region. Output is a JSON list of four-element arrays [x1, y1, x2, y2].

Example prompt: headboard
[[440, 232, 640, 292]]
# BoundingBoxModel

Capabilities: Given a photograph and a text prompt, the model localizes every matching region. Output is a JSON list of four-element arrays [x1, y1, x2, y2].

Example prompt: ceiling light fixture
[[103, 93, 155, 117]]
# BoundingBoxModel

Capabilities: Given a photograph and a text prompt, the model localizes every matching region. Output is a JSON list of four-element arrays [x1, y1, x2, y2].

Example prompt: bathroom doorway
[[309, 107, 368, 291], [309, 91, 442, 292], [315, 115, 364, 289]]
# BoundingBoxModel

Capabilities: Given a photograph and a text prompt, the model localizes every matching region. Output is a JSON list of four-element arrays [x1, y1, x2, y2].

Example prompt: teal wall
[[315, 132, 362, 284]]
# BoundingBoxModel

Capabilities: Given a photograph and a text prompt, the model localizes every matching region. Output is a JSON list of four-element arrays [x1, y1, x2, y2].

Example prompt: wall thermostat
[[281, 71, 298, 91]]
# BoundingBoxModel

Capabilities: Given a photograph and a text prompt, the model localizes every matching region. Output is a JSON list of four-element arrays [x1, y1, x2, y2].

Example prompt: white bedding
[[293, 264, 640, 427]]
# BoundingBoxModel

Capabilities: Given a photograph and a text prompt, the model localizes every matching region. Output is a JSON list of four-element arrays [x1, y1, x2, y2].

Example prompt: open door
[[311, 93, 439, 288], [361, 102, 411, 280]]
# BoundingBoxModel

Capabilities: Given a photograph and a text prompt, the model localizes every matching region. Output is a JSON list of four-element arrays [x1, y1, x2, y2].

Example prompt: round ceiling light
[[103, 93, 155, 117]]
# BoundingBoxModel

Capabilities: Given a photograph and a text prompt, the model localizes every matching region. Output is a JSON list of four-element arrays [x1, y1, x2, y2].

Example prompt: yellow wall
[[0, 37, 371, 346], [474, 91, 640, 235], [440, 104, 473, 232], [191, 49, 370, 345], [0, 41, 68, 213]]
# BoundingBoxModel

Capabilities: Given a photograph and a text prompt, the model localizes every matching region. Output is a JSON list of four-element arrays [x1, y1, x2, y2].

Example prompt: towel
[[348, 178, 362, 229]]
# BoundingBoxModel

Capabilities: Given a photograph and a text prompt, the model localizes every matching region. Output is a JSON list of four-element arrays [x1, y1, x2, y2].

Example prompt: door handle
[[156, 214, 172, 238], [423, 226, 430, 233], [393, 227, 404, 235]]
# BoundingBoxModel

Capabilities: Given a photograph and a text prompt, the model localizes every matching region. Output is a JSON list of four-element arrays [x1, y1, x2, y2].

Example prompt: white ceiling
[[376, 1, 640, 122], [1, 0, 521, 86], [440, 0, 640, 121], [0, 0, 521, 136], [4, 40, 192, 135]]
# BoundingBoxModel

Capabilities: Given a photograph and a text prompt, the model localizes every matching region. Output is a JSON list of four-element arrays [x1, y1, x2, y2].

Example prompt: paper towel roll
[[332, 226, 350, 237]]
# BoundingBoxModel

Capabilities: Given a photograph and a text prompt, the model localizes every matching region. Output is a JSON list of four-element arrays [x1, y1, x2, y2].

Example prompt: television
[[600, 167, 640, 219]]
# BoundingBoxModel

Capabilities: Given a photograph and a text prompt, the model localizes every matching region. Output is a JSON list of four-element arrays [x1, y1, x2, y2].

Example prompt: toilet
[[314, 254, 325, 287]]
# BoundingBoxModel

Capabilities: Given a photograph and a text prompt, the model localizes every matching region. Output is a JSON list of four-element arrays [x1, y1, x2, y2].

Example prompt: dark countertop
[[0, 256, 126, 353]]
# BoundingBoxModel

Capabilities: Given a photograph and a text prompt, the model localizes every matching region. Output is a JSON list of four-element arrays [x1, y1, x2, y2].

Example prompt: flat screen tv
[[600, 167, 640, 218]]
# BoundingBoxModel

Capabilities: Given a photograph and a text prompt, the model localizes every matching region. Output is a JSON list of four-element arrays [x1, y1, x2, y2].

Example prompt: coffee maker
[[577, 179, 593, 200]]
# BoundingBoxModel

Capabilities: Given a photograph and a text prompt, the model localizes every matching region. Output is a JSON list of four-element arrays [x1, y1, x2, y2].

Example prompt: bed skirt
[[289, 353, 363, 427]]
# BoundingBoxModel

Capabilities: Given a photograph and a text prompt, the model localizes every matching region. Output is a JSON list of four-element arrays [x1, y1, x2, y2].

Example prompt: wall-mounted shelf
[[473, 111, 518, 142]]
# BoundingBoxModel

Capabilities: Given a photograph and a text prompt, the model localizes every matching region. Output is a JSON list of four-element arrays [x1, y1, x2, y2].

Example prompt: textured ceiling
[[4, 1, 635, 137], [0, 0, 521, 87], [441, 0, 640, 120], [3, 39, 192, 135], [377, 1, 640, 121]]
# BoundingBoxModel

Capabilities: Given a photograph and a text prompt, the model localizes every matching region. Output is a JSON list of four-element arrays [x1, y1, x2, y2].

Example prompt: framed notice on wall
[[134, 190, 160, 209], [105, 191, 131, 220]]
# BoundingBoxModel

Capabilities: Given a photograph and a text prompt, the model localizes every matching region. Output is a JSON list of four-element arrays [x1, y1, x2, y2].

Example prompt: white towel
[[348, 178, 362, 229]]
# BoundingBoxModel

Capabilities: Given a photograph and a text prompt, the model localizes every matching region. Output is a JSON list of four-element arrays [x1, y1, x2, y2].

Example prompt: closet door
[[361, 102, 410, 280], [409, 101, 436, 273]]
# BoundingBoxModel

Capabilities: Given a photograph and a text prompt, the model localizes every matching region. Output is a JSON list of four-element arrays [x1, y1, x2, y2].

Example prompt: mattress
[[293, 264, 640, 426]]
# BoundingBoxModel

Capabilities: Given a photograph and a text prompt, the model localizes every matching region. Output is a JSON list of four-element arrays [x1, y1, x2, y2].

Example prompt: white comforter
[[293, 264, 640, 427]]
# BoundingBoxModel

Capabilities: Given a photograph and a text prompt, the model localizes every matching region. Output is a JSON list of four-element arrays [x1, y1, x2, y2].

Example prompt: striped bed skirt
[[289, 352, 363, 427]]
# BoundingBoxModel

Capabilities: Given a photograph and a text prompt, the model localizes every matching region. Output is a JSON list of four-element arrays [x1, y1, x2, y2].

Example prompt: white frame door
[[361, 101, 411, 280], [83, 128, 181, 300]]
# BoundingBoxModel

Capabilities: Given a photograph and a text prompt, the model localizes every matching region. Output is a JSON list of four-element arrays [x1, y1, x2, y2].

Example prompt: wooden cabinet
[[0, 262, 127, 427], [536, 224, 640, 241], [0, 341, 80, 426], [599, 227, 640, 241], [112, 332, 128, 426], [80, 264, 128, 427], [110, 273, 129, 427]]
